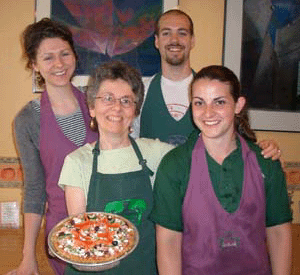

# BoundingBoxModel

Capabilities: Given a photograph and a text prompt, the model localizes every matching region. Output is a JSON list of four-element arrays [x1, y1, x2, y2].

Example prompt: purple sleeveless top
[[39, 86, 98, 235], [182, 135, 271, 275]]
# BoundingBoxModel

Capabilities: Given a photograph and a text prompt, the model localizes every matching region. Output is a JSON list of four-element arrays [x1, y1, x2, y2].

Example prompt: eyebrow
[[38, 48, 71, 55], [213, 96, 226, 100], [192, 96, 226, 101]]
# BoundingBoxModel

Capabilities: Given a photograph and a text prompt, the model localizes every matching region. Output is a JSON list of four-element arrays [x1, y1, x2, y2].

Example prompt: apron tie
[[92, 147, 100, 155], [138, 159, 154, 177]]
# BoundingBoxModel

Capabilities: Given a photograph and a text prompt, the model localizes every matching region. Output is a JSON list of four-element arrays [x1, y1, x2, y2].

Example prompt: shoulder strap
[[129, 136, 154, 176], [92, 141, 100, 172]]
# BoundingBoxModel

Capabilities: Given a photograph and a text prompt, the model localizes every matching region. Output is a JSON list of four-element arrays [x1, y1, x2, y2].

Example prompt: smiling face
[[191, 78, 245, 143], [89, 79, 137, 139], [32, 37, 76, 90], [155, 13, 195, 67]]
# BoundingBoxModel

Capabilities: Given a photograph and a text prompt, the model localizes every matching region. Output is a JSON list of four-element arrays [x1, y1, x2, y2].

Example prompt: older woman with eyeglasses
[[58, 60, 173, 275]]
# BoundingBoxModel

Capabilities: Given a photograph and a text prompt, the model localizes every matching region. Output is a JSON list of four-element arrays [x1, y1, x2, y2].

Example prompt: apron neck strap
[[129, 136, 154, 177], [92, 137, 154, 177], [92, 141, 100, 172]]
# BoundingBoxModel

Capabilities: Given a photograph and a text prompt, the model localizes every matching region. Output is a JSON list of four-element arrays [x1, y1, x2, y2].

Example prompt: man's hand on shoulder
[[257, 139, 281, 160]]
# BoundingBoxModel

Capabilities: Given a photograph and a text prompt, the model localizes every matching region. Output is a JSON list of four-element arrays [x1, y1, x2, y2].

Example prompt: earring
[[33, 71, 44, 92], [89, 117, 98, 131]]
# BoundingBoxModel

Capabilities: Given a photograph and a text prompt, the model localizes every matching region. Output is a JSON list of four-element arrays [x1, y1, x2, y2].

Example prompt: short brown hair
[[154, 9, 194, 36]]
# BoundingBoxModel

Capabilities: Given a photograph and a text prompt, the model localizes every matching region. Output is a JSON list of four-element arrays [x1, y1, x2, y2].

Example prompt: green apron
[[64, 136, 157, 274], [140, 72, 197, 145]]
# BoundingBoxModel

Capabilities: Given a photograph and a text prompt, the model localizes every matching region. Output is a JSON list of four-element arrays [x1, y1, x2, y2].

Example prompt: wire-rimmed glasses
[[95, 94, 137, 108]]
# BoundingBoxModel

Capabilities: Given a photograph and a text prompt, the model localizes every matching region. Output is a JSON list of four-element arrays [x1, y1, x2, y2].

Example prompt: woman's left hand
[[257, 140, 281, 160]]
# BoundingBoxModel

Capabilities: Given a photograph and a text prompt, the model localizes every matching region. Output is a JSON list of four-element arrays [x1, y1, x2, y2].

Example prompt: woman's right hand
[[7, 213, 44, 275], [5, 257, 39, 275]]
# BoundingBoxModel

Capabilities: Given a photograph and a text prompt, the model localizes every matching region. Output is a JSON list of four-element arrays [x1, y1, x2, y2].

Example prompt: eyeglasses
[[95, 95, 137, 108]]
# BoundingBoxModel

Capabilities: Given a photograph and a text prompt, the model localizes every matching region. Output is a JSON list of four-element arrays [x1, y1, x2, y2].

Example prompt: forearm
[[22, 213, 43, 258], [156, 225, 182, 275], [266, 222, 292, 275], [65, 186, 86, 215]]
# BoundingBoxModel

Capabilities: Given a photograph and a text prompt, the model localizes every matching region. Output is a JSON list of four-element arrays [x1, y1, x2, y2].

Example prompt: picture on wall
[[241, 0, 300, 112], [224, 0, 300, 132], [35, 0, 178, 89]]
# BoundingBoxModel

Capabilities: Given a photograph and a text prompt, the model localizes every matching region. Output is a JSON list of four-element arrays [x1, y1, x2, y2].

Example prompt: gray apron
[[65, 136, 157, 274]]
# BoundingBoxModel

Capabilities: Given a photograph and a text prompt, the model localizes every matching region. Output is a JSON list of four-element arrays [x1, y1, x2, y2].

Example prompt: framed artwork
[[223, 0, 300, 132], [35, 0, 178, 90], [0, 157, 22, 188]]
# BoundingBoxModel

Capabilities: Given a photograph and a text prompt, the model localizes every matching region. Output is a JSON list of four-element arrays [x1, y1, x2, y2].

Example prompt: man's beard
[[166, 55, 185, 66], [165, 44, 186, 66]]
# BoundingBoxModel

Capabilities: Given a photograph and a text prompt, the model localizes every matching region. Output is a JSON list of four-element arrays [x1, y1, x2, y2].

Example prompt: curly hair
[[21, 18, 78, 88]]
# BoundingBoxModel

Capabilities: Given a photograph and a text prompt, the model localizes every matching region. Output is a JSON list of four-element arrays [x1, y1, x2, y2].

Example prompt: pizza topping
[[112, 241, 118, 246]]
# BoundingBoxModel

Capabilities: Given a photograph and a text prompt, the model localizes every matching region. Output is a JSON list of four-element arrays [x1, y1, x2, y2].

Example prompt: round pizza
[[48, 212, 138, 264]]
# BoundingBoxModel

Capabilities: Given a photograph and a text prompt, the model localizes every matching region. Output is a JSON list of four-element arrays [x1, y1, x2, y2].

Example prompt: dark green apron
[[140, 72, 197, 145], [64, 137, 157, 275]]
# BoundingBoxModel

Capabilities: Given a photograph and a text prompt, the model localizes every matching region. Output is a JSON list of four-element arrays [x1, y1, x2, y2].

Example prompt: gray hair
[[87, 60, 144, 116]]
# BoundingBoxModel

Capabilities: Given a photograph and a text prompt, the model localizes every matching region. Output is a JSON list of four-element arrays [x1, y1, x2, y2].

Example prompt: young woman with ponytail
[[151, 65, 292, 275]]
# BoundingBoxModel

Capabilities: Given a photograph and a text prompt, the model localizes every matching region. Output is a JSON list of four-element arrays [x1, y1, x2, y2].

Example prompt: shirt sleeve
[[58, 149, 91, 200], [246, 141, 292, 227], [265, 160, 293, 227], [150, 132, 198, 231], [150, 150, 188, 232], [14, 103, 46, 215]]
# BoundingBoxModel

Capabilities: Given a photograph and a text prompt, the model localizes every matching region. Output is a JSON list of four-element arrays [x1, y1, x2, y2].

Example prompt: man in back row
[[134, 9, 196, 145], [135, 9, 280, 159], [139, 9, 196, 145]]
